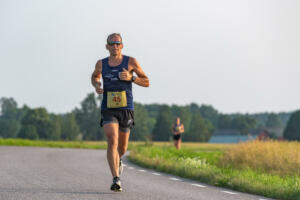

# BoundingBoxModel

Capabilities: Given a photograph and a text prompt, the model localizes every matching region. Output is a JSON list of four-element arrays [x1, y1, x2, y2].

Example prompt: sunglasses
[[108, 41, 122, 46]]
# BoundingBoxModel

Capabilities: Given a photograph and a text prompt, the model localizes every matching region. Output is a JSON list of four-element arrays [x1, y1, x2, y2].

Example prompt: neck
[[109, 54, 123, 60]]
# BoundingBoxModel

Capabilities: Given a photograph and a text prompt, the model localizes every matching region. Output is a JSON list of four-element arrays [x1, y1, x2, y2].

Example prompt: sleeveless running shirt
[[101, 55, 134, 110]]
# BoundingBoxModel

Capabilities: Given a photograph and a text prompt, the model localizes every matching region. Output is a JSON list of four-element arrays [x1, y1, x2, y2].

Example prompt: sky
[[0, 0, 299, 114]]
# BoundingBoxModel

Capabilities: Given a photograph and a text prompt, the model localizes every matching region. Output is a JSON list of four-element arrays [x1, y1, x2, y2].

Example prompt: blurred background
[[1, 0, 300, 142]]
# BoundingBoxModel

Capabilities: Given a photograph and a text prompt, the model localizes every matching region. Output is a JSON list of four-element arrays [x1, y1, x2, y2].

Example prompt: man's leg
[[104, 123, 120, 178], [118, 130, 130, 157]]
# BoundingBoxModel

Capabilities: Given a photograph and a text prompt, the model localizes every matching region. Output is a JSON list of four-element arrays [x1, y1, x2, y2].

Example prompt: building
[[209, 129, 270, 143]]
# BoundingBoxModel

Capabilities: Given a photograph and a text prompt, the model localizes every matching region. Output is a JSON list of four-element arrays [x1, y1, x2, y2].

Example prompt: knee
[[118, 146, 127, 156], [106, 135, 118, 149]]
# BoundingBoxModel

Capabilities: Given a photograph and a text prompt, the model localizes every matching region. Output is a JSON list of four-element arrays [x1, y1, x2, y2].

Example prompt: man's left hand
[[119, 68, 133, 81]]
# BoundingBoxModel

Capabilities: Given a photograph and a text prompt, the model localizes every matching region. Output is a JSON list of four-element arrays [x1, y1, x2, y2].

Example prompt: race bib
[[107, 91, 127, 108]]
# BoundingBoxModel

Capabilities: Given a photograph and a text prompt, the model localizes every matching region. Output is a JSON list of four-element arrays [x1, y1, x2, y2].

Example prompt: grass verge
[[129, 143, 300, 200], [0, 138, 107, 149], [0, 138, 143, 150]]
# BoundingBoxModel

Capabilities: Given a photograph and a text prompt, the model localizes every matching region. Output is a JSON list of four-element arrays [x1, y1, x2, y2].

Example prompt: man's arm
[[129, 57, 150, 87], [91, 60, 103, 94]]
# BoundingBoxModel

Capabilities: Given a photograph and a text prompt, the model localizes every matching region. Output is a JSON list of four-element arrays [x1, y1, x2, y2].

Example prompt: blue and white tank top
[[101, 55, 134, 110]]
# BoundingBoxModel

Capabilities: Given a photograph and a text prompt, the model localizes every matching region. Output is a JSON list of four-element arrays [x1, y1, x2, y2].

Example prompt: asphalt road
[[0, 146, 275, 200]]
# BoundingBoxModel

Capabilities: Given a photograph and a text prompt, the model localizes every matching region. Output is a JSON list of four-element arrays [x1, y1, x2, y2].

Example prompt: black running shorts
[[100, 109, 134, 133], [173, 134, 181, 141]]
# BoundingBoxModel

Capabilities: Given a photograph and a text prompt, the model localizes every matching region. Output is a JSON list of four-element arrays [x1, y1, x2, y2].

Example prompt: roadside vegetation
[[1, 139, 300, 199], [220, 140, 300, 176], [0, 138, 142, 150], [129, 141, 300, 200]]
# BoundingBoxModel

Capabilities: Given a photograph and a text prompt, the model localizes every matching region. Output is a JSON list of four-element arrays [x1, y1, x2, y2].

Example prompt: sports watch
[[131, 75, 136, 82]]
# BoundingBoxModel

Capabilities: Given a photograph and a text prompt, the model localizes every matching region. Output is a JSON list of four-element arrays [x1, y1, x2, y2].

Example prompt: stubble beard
[[110, 50, 121, 57]]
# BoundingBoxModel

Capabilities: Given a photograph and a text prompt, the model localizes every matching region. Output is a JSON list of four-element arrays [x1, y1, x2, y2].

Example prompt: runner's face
[[106, 36, 123, 56]]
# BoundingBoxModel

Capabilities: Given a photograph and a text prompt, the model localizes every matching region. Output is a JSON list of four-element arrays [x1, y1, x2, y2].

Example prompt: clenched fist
[[119, 68, 133, 81], [95, 82, 103, 94]]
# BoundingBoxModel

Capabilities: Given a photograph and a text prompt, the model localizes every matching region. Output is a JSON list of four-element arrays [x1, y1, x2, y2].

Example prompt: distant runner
[[172, 117, 184, 150], [91, 33, 149, 191]]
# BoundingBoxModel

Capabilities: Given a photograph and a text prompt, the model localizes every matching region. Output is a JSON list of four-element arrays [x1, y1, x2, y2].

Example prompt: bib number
[[107, 91, 127, 108]]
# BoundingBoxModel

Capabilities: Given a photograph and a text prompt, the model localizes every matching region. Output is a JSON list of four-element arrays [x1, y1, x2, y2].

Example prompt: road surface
[[0, 146, 274, 200]]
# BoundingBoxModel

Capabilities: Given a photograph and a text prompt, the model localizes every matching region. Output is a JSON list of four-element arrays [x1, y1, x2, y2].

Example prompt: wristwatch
[[131, 75, 136, 82]]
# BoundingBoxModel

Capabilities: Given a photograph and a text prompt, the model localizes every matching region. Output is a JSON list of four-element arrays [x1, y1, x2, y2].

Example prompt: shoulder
[[97, 57, 109, 64], [128, 56, 140, 69], [96, 59, 102, 66], [128, 56, 138, 65], [95, 57, 108, 70], [94, 59, 104, 73], [96, 59, 102, 65]]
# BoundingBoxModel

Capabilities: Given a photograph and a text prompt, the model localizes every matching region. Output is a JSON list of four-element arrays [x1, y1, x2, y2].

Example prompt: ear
[[106, 44, 109, 50]]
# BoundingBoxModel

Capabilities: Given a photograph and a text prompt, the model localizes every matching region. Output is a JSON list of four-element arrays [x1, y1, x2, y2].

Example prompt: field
[[129, 141, 300, 200]]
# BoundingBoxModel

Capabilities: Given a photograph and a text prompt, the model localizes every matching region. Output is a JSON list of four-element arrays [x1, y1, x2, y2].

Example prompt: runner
[[91, 33, 149, 191], [172, 117, 184, 150]]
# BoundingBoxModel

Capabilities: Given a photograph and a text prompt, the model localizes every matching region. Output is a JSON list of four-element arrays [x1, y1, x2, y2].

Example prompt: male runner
[[91, 33, 149, 191]]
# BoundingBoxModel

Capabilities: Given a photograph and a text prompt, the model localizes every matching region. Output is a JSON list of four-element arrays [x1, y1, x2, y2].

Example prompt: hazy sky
[[1, 0, 299, 114]]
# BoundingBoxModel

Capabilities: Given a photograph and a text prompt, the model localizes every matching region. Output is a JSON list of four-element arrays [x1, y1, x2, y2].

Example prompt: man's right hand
[[95, 82, 104, 94]]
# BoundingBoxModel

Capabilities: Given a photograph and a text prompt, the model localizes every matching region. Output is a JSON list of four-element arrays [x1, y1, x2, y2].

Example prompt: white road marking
[[221, 191, 237, 195], [169, 178, 181, 181], [191, 184, 206, 188], [152, 173, 161, 176], [127, 166, 257, 198]]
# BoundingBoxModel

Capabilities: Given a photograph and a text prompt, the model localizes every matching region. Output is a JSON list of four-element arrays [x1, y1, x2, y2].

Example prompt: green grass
[[0, 138, 107, 149], [129, 143, 300, 200], [0, 138, 143, 150]]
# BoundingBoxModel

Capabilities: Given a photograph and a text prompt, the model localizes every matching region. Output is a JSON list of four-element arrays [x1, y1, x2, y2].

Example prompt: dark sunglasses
[[108, 41, 122, 46]]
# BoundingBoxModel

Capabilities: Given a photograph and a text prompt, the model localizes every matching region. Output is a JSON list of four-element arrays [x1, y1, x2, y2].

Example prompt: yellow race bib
[[107, 91, 127, 108]]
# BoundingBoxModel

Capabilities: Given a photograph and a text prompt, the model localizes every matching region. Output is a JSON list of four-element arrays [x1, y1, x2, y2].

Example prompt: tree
[[184, 112, 214, 142], [189, 103, 199, 113], [144, 104, 161, 119], [231, 115, 256, 134], [0, 118, 20, 138], [284, 110, 300, 141], [199, 104, 218, 126], [217, 114, 232, 129], [48, 114, 62, 140], [20, 108, 59, 140], [266, 113, 282, 128], [61, 113, 81, 140], [75, 93, 103, 140], [0, 97, 17, 118], [130, 103, 150, 141], [152, 105, 173, 141], [18, 125, 39, 140], [0, 97, 20, 138]]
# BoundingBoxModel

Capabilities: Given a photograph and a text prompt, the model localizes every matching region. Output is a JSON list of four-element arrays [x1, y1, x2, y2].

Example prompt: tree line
[[0, 94, 299, 141]]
